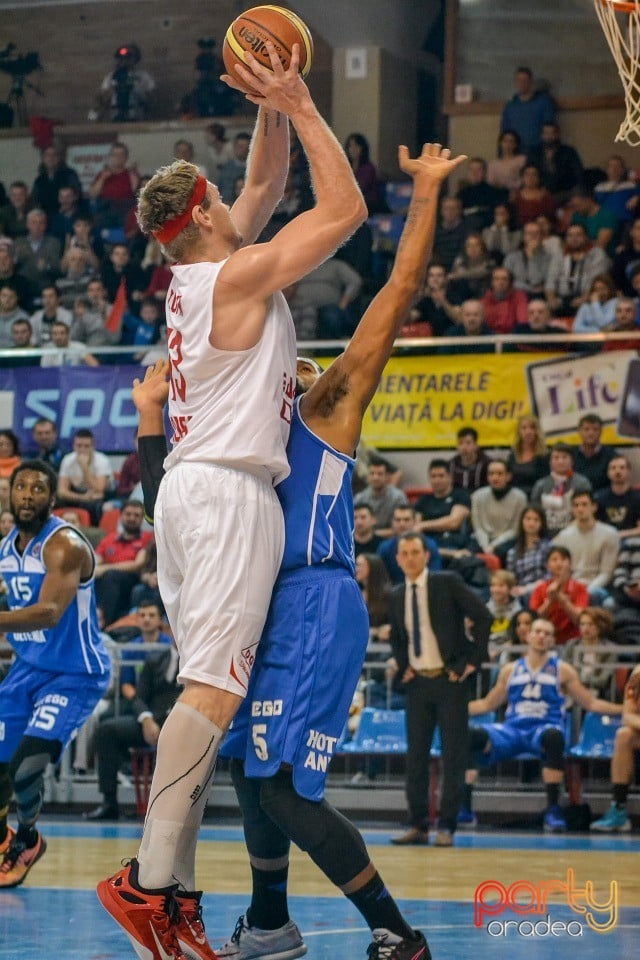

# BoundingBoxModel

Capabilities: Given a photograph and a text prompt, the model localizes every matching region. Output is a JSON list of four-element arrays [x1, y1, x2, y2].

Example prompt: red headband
[[152, 175, 207, 244]]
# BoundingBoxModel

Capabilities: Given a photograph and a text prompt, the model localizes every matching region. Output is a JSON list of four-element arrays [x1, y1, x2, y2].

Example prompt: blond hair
[[136, 160, 209, 262], [490, 569, 516, 589], [512, 414, 547, 458]]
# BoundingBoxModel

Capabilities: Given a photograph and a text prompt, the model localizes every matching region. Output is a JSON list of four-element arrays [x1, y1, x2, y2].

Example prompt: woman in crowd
[[573, 273, 618, 333], [563, 607, 617, 698], [510, 164, 557, 227], [0, 429, 21, 479], [506, 414, 549, 497], [449, 233, 496, 297], [482, 202, 522, 262], [537, 213, 563, 258], [506, 506, 552, 598], [487, 130, 526, 192], [345, 132, 383, 213], [355, 552, 392, 641]]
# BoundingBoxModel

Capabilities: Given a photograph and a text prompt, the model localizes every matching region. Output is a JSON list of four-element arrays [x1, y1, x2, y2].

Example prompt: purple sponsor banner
[[6, 364, 144, 452]]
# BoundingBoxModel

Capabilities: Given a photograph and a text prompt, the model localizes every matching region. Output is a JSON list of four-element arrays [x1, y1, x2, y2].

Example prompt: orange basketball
[[223, 5, 313, 94]]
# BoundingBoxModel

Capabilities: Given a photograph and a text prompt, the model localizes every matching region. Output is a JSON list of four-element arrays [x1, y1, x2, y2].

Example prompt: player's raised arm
[[301, 144, 466, 455], [230, 105, 290, 246]]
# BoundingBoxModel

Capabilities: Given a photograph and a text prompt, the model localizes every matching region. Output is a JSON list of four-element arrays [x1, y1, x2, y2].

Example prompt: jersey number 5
[[252, 723, 268, 762]]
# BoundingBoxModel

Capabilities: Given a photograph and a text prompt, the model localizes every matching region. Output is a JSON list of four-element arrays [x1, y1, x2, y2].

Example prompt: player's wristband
[[137, 711, 153, 723]]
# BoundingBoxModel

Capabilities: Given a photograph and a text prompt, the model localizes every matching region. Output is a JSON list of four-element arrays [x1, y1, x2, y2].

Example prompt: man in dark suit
[[389, 532, 491, 847]]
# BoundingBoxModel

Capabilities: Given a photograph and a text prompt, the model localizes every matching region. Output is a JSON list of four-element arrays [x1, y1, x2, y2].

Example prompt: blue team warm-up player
[[134, 142, 466, 960], [0, 460, 110, 887]]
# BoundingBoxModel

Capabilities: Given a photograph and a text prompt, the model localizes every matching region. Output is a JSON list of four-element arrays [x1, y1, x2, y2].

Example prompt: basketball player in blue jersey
[[131, 142, 466, 960], [467, 617, 622, 832], [0, 460, 110, 888]]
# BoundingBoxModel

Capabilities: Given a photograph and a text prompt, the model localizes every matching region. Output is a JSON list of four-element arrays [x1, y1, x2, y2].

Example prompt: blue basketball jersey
[[506, 654, 564, 728], [0, 516, 110, 677], [277, 397, 356, 574]]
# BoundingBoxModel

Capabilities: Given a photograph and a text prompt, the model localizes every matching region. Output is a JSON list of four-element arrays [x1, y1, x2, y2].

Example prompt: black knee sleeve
[[9, 736, 62, 826], [0, 762, 11, 816], [541, 728, 565, 771], [469, 725, 490, 758], [229, 758, 290, 862], [259, 769, 370, 887]]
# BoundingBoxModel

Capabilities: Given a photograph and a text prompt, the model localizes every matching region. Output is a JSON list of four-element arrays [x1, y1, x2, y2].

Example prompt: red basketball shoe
[[97, 857, 186, 960], [175, 891, 220, 960]]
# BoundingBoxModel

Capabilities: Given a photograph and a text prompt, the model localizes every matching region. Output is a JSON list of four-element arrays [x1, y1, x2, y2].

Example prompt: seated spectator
[[0, 244, 34, 310], [30, 145, 83, 221], [408, 263, 465, 336], [536, 213, 563, 258], [504, 220, 552, 297], [602, 296, 640, 351], [596, 454, 640, 538], [71, 278, 119, 347], [471, 458, 527, 558], [0, 476, 9, 512], [345, 132, 384, 214], [217, 132, 251, 205], [89, 142, 140, 228], [355, 553, 392, 640], [353, 504, 384, 558], [40, 320, 99, 367], [353, 459, 408, 537], [450, 426, 490, 492], [285, 255, 363, 340], [60, 214, 101, 273], [573, 413, 617, 492], [84, 638, 180, 821], [352, 444, 402, 496], [55, 246, 96, 309], [456, 157, 508, 231], [13, 209, 61, 294], [501, 67, 556, 153], [204, 123, 235, 184], [122, 297, 161, 349], [445, 298, 490, 354], [573, 274, 618, 334], [56, 506, 104, 550], [481, 266, 528, 334], [486, 570, 521, 652], [553, 490, 619, 604], [513, 297, 569, 349], [57, 428, 114, 525], [590, 666, 640, 833], [7, 317, 36, 366], [29, 417, 64, 472], [506, 505, 552, 598], [116, 599, 173, 693], [130, 541, 161, 611], [487, 130, 526, 192], [510, 164, 556, 227], [563, 607, 617, 699], [611, 535, 640, 629], [545, 223, 611, 317], [50, 186, 91, 248], [29, 284, 73, 345], [140, 240, 172, 304], [0, 180, 31, 239], [433, 196, 467, 271], [466, 617, 621, 832], [482, 201, 522, 263], [530, 442, 591, 536], [377, 505, 442, 584], [101, 242, 147, 311], [570, 185, 619, 257], [414, 459, 471, 558], [526, 123, 583, 204], [448, 233, 495, 298], [94, 499, 154, 627], [0, 286, 29, 347], [529, 546, 589, 644], [0, 429, 21, 478], [98, 44, 155, 122], [595, 155, 640, 225], [138, 322, 167, 366], [0, 507, 13, 536], [507, 608, 534, 655], [611, 216, 640, 296]]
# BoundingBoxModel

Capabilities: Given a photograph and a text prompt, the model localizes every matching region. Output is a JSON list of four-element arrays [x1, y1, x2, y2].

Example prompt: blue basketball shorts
[[222, 565, 369, 801], [474, 719, 565, 765], [0, 657, 110, 762]]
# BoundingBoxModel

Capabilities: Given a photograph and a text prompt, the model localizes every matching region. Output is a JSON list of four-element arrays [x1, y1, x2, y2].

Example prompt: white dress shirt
[[404, 569, 444, 671]]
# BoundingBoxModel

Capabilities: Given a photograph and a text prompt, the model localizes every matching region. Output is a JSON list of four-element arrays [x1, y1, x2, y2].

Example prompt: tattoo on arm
[[276, 111, 281, 127], [263, 112, 269, 137]]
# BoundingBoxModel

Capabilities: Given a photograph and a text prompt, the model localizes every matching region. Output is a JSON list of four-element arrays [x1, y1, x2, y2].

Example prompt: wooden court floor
[[0, 818, 638, 959]]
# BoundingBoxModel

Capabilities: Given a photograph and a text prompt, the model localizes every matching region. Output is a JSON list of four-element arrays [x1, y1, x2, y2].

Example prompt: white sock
[[137, 701, 222, 889]]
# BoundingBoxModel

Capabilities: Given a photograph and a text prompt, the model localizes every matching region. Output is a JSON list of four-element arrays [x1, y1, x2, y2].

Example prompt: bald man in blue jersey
[[132, 143, 466, 960]]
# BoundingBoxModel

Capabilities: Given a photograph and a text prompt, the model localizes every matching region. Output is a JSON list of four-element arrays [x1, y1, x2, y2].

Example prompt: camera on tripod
[[0, 42, 42, 127]]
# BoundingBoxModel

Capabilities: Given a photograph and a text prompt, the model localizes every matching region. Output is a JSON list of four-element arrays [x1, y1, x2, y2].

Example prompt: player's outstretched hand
[[132, 358, 170, 413], [221, 41, 310, 114], [398, 142, 467, 185]]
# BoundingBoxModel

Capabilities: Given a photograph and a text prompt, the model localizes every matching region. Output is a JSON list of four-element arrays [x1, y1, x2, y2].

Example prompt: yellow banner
[[317, 351, 637, 449]]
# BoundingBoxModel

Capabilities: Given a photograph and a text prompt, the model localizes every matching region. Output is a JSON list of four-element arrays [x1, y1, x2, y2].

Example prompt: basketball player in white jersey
[[98, 43, 366, 960]]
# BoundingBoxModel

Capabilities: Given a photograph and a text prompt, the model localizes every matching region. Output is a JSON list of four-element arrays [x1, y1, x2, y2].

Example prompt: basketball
[[223, 5, 313, 94]]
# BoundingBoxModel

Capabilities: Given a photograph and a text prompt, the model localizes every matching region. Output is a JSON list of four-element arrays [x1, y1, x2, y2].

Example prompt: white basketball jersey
[[163, 260, 297, 484]]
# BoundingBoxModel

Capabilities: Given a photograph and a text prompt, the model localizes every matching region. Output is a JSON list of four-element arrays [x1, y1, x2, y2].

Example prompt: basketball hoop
[[595, 0, 640, 144]]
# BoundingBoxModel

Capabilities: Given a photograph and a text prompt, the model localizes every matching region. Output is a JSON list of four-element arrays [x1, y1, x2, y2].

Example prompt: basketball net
[[595, 0, 640, 144]]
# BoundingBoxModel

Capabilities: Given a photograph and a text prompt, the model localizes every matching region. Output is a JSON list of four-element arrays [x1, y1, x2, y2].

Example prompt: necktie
[[411, 583, 422, 658]]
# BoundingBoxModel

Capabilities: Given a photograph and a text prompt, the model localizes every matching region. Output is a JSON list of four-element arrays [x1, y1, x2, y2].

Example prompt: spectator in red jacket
[[94, 499, 154, 626], [529, 545, 589, 644], [482, 266, 528, 334]]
